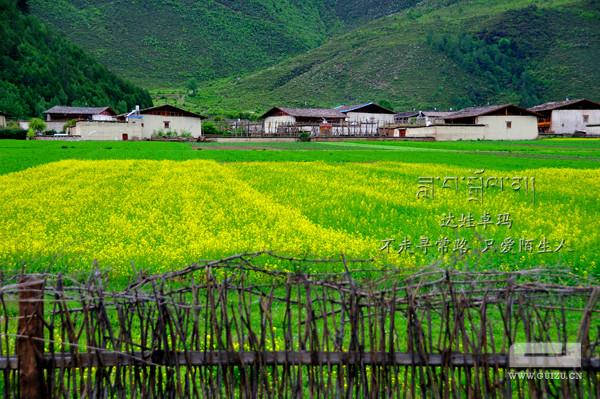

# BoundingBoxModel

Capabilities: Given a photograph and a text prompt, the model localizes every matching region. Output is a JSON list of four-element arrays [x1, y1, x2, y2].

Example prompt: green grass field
[[2, 139, 600, 175], [1, 139, 599, 279]]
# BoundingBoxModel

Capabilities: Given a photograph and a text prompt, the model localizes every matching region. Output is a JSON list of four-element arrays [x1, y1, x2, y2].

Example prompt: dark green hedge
[[0, 128, 27, 140]]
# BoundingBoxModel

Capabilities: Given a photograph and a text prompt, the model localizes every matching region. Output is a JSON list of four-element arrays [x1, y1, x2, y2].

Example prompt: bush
[[29, 118, 46, 134], [6, 120, 21, 130], [0, 128, 27, 140], [203, 121, 222, 135], [152, 129, 166, 138], [298, 132, 311, 142], [63, 119, 77, 131]]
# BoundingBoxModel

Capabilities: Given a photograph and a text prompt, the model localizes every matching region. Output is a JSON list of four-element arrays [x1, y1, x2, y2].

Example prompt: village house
[[336, 103, 396, 125], [529, 98, 600, 134], [0, 112, 6, 129], [395, 111, 454, 126], [73, 104, 205, 140], [44, 106, 116, 132], [394, 111, 420, 124], [402, 104, 540, 141], [261, 107, 346, 135], [123, 104, 205, 138]]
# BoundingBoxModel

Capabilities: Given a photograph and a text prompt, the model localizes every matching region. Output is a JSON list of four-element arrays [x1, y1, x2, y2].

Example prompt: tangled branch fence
[[0, 253, 598, 398]]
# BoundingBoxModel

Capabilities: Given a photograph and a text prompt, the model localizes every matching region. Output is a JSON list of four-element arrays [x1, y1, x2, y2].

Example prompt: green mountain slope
[[182, 0, 600, 114], [28, 0, 339, 87], [28, 0, 420, 87], [0, 0, 152, 118]]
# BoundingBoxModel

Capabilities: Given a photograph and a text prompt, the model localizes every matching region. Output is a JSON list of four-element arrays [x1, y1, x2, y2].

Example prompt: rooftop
[[262, 107, 346, 120], [44, 106, 114, 115], [138, 104, 206, 119], [444, 104, 540, 120], [336, 102, 395, 114], [529, 99, 600, 112]]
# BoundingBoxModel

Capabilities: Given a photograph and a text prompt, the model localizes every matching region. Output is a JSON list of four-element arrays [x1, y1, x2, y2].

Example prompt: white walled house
[[405, 104, 540, 141], [125, 104, 205, 138], [261, 107, 346, 134], [73, 121, 141, 141], [0, 112, 6, 128], [336, 103, 396, 125], [44, 106, 117, 132], [529, 99, 600, 134], [75, 104, 205, 140]]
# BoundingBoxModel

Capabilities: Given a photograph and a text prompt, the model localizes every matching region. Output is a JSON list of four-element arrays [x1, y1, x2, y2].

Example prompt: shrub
[[0, 128, 27, 140], [63, 119, 77, 132], [152, 129, 166, 138], [298, 132, 311, 142], [29, 118, 46, 134], [6, 120, 21, 130], [203, 121, 222, 135]]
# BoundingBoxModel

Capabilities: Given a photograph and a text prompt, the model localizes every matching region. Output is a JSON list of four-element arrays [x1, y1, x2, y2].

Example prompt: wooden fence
[[216, 121, 389, 137], [0, 252, 599, 398]]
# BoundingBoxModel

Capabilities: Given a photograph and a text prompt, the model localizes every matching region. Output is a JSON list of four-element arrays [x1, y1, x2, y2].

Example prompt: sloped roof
[[336, 102, 395, 114], [396, 111, 454, 119], [529, 99, 600, 112], [395, 111, 420, 118], [44, 106, 115, 115], [444, 104, 540, 120], [422, 111, 455, 118], [262, 107, 346, 119], [138, 104, 206, 119]]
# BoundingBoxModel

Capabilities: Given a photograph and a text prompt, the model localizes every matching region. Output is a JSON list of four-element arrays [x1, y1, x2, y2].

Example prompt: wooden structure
[[261, 107, 346, 134], [0, 252, 598, 398]]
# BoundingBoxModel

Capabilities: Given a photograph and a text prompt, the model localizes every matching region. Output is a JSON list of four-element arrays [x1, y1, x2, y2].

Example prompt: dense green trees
[[0, 0, 152, 118], [427, 31, 544, 107]]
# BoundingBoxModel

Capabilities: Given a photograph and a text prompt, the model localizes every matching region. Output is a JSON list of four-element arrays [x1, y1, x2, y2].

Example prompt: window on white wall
[[164, 121, 170, 129], [583, 115, 589, 123], [506, 121, 512, 129]]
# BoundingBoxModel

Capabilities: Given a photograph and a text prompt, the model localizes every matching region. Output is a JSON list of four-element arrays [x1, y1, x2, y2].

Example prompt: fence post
[[17, 276, 46, 399]]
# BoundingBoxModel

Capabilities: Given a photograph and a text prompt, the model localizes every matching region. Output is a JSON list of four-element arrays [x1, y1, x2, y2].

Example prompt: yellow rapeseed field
[[0, 160, 597, 276]]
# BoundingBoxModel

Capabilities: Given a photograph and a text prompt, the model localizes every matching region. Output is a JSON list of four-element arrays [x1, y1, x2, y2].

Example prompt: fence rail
[[1, 252, 599, 398], [216, 120, 391, 137]]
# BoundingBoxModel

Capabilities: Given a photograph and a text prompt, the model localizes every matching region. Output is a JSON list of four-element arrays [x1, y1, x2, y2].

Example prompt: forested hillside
[[180, 0, 600, 115], [28, 0, 339, 87], [28, 0, 420, 87], [20, 0, 600, 116], [0, 0, 152, 118]]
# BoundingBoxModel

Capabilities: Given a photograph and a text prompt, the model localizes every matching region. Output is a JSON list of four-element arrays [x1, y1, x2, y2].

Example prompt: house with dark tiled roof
[[403, 104, 540, 141], [72, 104, 205, 141], [261, 107, 346, 134], [529, 99, 600, 134], [44, 106, 116, 132]]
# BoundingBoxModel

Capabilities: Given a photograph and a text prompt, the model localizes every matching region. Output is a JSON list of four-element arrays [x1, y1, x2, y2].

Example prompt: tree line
[[0, 0, 152, 118], [427, 29, 545, 108]]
